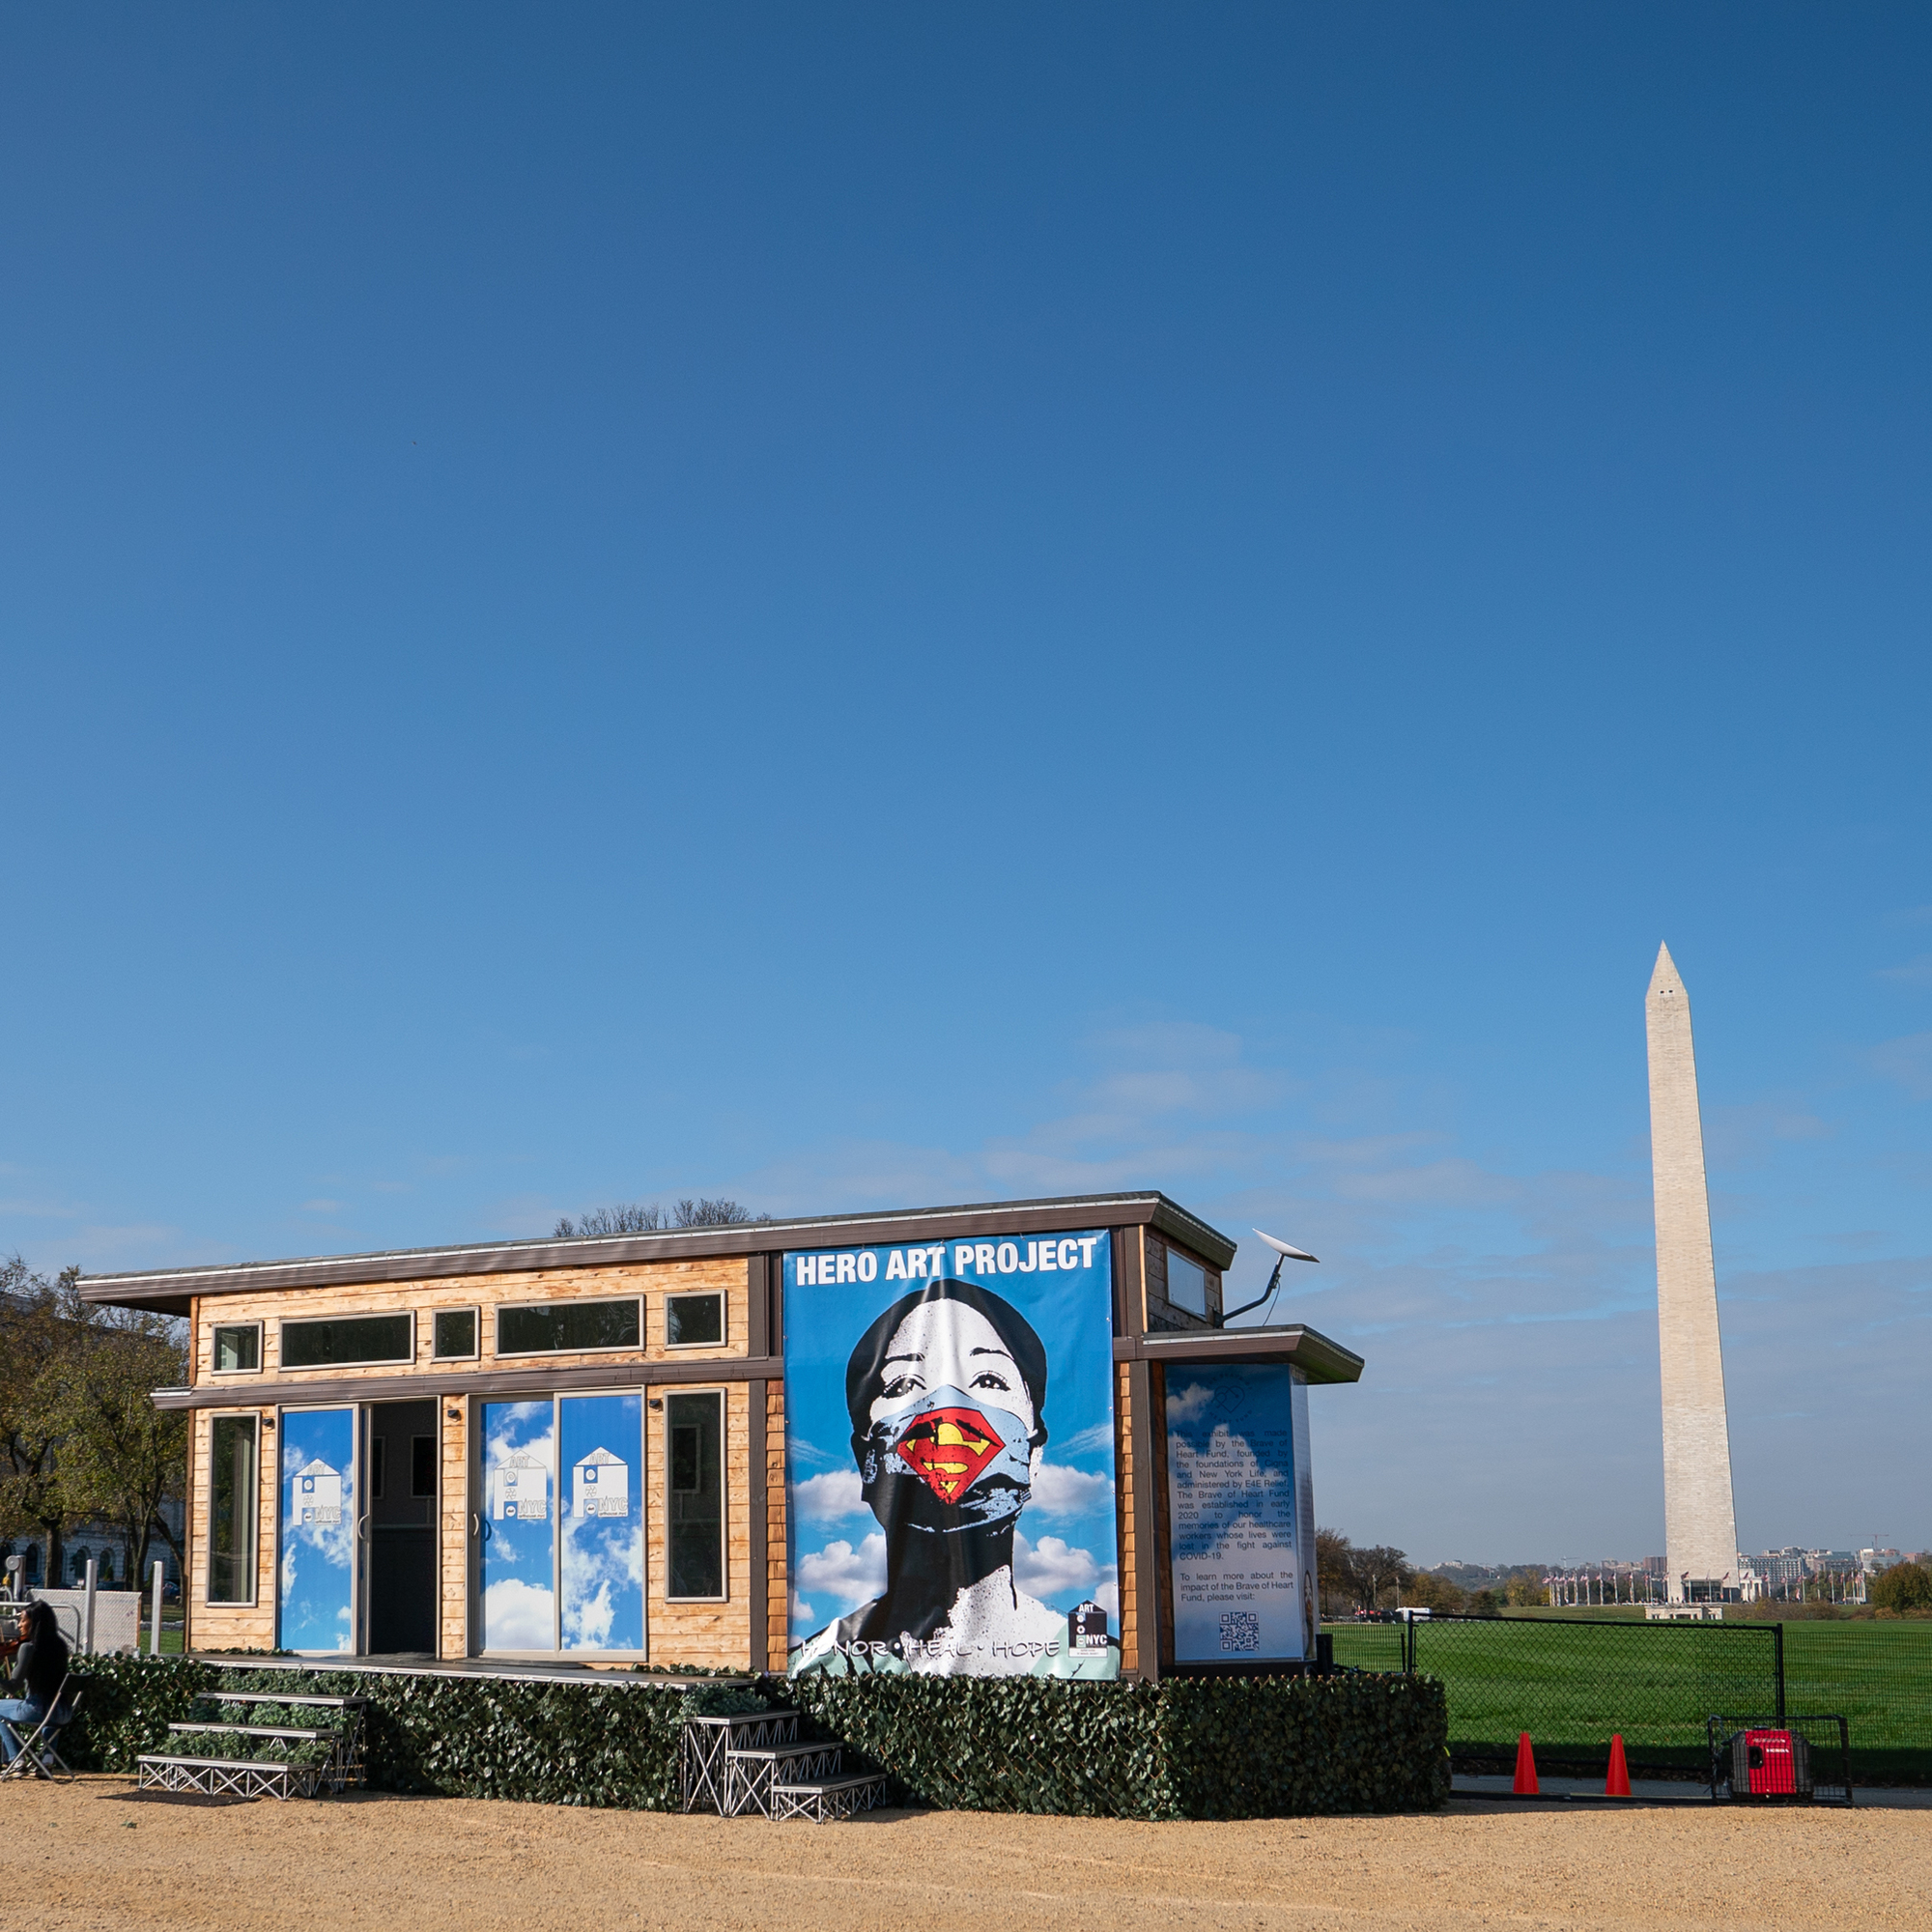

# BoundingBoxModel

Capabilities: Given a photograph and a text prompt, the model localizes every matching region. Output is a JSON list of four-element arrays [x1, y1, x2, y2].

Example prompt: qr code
[[1219, 1612, 1261, 1654]]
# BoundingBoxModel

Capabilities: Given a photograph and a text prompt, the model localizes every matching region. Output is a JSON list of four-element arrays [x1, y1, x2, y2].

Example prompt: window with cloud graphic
[[482, 1400, 556, 1652], [278, 1407, 356, 1654], [559, 1393, 644, 1652], [1165, 1365, 1310, 1662]]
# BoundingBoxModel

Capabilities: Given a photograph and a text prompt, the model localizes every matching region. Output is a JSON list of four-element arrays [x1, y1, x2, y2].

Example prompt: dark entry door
[[365, 1400, 438, 1655]]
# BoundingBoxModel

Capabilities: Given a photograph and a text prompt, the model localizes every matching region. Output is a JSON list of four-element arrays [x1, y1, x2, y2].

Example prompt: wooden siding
[[439, 1398, 468, 1660], [191, 1258, 751, 1390], [645, 1382, 752, 1669], [1142, 1233, 1222, 1333], [186, 1404, 278, 1653]]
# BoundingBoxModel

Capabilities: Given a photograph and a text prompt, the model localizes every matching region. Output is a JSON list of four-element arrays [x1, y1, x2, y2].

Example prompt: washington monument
[[1645, 943, 1740, 1602]]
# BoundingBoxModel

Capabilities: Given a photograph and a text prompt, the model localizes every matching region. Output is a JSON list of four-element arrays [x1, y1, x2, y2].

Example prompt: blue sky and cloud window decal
[[278, 1406, 355, 1653], [481, 1395, 645, 1653]]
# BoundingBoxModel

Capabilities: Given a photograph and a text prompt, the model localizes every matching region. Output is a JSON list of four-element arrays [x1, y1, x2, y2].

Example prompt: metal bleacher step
[[768, 1768, 891, 1823], [722, 1742, 845, 1816]]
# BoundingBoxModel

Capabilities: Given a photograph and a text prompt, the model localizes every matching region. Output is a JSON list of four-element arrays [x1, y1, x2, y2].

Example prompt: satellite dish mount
[[1220, 1228, 1320, 1325]]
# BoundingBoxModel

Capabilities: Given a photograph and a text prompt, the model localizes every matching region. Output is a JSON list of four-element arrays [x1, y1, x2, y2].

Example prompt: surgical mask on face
[[859, 1384, 1036, 1528]]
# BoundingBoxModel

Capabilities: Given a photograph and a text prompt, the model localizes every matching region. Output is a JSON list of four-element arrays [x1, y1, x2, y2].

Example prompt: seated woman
[[0, 1600, 70, 1764]]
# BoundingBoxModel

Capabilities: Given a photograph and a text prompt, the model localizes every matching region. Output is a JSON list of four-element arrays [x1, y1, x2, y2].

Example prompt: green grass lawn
[[1322, 1616, 1932, 1781]]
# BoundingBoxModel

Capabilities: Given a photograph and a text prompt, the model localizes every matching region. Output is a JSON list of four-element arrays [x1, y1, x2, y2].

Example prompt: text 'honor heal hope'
[[794, 1238, 1106, 1287]]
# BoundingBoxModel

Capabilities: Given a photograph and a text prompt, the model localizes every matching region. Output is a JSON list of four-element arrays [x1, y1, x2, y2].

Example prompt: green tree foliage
[[0, 1255, 186, 1586], [1504, 1568, 1549, 1607], [1870, 1561, 1932, 1613], [43, 1306, 187, 1585], [1406, 1570, 1470, 1614], [0, 1258, 84, 1580]]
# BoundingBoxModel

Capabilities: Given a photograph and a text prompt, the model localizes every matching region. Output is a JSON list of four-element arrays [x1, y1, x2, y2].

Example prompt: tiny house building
[[80, 1193, 1361, 1678]]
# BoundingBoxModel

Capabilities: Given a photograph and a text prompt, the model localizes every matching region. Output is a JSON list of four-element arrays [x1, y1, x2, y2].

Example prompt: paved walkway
[[1454, 1772, 1932, 1808]]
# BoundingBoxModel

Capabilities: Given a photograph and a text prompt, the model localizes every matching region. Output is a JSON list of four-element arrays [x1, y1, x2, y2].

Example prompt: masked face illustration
[[858, 1300, 1038, 1530]]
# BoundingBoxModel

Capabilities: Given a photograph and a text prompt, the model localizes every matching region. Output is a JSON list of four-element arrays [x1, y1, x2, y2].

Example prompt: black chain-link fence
[[1325, 1613, 1932, 1783]]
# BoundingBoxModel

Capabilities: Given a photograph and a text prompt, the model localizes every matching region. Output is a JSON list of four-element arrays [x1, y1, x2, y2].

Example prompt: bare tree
[[1317, 1528, 1416, 1614], [1350, 1544, 1416, 1614], [1316, 1526, 1355, 1617], [554, 1198, 767, 1238]]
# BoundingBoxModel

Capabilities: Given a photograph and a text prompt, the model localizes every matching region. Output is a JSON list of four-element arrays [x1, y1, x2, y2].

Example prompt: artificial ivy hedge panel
[[789, 1673, 1449, 1819], [63, 1654, 213, 1773], [63, 1659, 1445, 1819], [216, 1667, 691, 1808]]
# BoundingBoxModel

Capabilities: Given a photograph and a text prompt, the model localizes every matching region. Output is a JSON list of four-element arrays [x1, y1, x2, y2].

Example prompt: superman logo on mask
[[893, 1407, 1005, 1502]]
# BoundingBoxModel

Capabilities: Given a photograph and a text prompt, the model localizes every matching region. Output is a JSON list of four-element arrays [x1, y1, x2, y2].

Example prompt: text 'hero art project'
[[784, 1233, 1121, 1678]]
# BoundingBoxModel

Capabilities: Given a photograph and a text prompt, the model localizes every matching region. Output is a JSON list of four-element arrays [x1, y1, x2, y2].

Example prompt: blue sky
[[3, 6, 1926, 1564]]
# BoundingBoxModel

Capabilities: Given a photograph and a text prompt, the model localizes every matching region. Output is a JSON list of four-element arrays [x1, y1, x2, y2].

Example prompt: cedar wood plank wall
[[185, 1259, 753, 1664]]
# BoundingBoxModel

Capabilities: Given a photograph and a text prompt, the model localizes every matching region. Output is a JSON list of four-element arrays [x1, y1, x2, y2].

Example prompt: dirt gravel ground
[[4, 1778, 1926, 1932]]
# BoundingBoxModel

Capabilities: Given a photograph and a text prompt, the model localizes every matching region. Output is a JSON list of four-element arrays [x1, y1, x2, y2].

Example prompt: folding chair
[[0, 1675, 80, 1784]]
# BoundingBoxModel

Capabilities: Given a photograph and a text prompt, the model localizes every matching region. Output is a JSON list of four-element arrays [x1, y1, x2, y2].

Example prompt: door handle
[[357, 1514, 371, 1543], [469, 1514, 481, 1539]]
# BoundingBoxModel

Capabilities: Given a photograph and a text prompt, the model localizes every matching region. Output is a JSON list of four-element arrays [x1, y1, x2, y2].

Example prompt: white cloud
[[1870, 1033, 1932, 1100], [796, 1534, 887, 1611], [565, 1577, 614, 1649], [561, 1519, 642, 1649], [1878, 954, 1932, 987], [1027, 1460, 1111, 1518], [794, 1470, 866, 1521], [1014, 1532, 1108, 1598], [1056, 1419, 1116, 1457], [483, 1577, 555, 1650], [1166, 1382, 1216, 1424]]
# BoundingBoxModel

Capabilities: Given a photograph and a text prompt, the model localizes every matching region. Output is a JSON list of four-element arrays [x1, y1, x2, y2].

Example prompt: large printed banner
[[784, 1230, 1121, 1678], [1165, 1364, 1317, 1662]]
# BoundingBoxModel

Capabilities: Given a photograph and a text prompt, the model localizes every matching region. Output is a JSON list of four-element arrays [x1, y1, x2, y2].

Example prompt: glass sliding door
[[278, 1406, 356, 1652], [559, 1393, 644, 1653], [481, 1399, 557, 1651]]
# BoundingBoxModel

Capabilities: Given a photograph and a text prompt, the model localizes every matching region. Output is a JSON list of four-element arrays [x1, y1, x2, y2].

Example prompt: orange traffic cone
[[1605, 1734, 1632, 1797], [1513, 1732, 1540, 1795]]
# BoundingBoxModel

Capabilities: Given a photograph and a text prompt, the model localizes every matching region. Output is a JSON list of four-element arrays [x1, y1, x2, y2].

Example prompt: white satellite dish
[[1220, 1227, 1321, 1323], [1254, 1228, 1319, 1264]]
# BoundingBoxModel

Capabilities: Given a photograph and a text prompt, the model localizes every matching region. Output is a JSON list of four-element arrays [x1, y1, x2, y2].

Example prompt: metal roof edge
[[77, 1189, 1238, 1307]]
